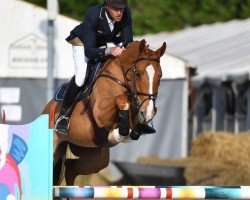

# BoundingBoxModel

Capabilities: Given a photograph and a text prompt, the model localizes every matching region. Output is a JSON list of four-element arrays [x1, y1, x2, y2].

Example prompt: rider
[[54, 0, 156, 136]]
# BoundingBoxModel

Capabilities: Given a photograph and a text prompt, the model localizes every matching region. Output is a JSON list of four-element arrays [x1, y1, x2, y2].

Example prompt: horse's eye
[[135, 71, 141, 78]]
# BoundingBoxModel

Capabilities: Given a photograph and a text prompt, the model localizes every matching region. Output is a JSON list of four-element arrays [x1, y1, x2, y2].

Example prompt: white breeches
[[72, 45, 88, 87]]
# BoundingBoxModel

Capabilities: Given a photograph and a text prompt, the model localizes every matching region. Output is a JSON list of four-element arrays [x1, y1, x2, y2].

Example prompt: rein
[[97, 57, 160, 112]]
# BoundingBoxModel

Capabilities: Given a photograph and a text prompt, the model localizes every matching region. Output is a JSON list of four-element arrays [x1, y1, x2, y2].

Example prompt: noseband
[[98, 57, 160, 112], [124, 57, 160, 111]]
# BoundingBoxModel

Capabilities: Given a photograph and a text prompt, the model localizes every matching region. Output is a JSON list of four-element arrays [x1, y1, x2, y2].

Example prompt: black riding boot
[[54, 76, 82, 134]]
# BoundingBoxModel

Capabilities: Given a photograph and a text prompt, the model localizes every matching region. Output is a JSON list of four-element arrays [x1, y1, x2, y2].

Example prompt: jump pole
[[2, 114, 250, 199], [53, 186, 250, 199]]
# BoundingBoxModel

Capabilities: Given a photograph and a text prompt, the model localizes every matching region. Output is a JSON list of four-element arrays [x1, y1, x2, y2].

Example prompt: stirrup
[[54, 115, 70, 135]]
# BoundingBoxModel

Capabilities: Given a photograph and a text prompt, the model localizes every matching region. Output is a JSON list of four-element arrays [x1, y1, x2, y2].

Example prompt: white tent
[[0, 0, 77, 79]]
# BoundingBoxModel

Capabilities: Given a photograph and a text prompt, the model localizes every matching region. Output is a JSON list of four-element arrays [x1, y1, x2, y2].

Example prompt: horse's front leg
[[108, 95, 132, 144]]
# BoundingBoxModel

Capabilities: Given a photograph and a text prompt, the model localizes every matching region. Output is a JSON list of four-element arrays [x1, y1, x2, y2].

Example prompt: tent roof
[[136, 18, 250, 86]]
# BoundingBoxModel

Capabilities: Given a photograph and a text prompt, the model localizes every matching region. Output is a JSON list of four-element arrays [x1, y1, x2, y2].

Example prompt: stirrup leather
[[54, 115, 70, 133]]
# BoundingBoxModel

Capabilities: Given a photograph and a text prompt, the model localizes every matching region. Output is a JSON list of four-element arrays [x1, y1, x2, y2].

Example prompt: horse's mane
[[102, 40, 157, 71], [127, 40, 158, 59], [101, 41, 141, 70]]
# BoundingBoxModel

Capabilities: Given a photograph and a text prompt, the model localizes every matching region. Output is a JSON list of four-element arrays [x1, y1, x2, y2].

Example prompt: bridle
[[98, 57, 160, 112]]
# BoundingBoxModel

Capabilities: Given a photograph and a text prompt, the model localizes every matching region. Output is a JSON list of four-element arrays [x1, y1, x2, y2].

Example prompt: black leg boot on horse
[[54, 76, 82, 134]]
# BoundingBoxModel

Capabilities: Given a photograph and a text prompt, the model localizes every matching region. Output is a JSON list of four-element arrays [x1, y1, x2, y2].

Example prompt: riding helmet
[[104, 0, 128, 8]]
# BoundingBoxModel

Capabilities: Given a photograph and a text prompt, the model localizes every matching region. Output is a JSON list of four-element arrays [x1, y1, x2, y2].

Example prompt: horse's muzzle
[[138, 104, 156, 124]]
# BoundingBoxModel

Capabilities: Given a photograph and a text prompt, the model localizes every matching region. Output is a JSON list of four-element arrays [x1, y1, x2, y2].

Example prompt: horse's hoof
[[129, 130, 140, 140], [138, 123, 156, 134]]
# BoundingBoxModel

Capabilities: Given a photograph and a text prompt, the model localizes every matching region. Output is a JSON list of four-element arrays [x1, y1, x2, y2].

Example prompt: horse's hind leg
[[64, 158, 81, 185], [53, 141, 68, 185], [64, 145, 110, 185]]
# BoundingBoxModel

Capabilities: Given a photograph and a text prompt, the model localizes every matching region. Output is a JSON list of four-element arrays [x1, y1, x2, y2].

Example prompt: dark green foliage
[[23, 0, 250, 35]]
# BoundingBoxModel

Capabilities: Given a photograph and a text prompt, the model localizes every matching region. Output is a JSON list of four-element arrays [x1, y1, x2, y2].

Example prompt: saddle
[[54, 60, 104, 103], [54, 82, 68, 103]]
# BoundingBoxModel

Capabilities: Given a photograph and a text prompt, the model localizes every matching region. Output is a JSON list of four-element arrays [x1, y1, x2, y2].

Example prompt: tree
[[23, 0, 250, 35]]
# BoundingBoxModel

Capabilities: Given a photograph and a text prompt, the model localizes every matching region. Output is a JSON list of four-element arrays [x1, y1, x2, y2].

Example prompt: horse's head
[[123, 40, 167, 124]]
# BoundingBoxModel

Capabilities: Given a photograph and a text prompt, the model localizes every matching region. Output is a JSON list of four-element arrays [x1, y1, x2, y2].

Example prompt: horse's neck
[[90, 60, 125, 128], [90, 53, 139, 128], [101, 59, 125, 81]]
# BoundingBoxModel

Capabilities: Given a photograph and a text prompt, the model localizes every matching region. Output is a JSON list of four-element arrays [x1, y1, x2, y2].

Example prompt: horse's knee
[[113, 95, 130, 140], [115, 95, 130, 110]]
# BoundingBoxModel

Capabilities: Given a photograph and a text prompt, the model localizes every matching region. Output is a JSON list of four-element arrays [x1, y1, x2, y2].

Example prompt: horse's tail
[[41, 100, 58, 128], [42, 99, 67, 185], [53, 141, 68, 185], [49, 101, 56, 128]]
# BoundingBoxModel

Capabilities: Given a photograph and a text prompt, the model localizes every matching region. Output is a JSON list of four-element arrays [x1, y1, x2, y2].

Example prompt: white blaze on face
[[0, 124, 9, 170], [145, 64, 155, 121]]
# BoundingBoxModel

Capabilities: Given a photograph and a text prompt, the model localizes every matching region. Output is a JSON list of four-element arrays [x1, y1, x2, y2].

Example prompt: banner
[[0, 115, 53, 200]]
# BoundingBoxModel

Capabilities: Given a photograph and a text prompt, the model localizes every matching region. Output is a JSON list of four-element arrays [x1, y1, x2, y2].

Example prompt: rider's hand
[[106, 47, 124, 57]]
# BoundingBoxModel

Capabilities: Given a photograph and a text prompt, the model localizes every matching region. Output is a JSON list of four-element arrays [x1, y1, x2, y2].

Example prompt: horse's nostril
[[141, 111, 146, 118], [138, 110, 145, 123]]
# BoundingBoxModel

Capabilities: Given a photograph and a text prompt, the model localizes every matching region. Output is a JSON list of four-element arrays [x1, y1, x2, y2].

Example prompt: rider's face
[[106, 5, 124, 22]]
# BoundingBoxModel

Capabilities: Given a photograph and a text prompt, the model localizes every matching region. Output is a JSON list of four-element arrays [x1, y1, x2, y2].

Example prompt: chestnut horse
[[42, 39, 166, 185]]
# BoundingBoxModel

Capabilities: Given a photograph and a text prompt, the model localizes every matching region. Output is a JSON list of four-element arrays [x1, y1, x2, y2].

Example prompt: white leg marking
[[113, 128, 125, 143], [145, 65, 155, 121], [123, 103, 129, 110], [122, 129, 133, 143]]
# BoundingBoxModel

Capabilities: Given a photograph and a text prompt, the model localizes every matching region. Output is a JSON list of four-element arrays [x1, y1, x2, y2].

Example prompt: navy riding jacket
[[66, 4, 133, 60]]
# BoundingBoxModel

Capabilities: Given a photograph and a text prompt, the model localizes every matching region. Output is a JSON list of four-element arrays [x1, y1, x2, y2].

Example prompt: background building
[[0, 0, 190, 160]]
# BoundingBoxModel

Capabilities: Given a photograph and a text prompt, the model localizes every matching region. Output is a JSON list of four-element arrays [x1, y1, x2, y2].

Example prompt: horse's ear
[[155, 42, 167, 57], [138, 39, 146, 54]]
